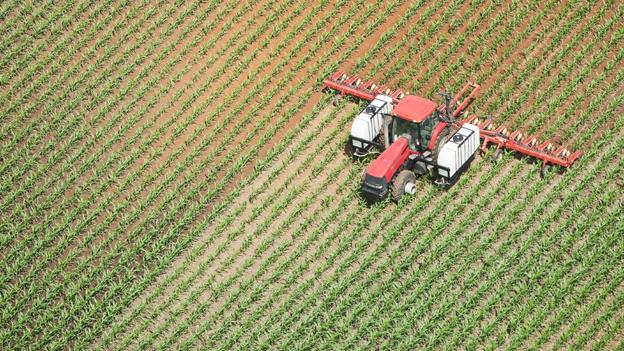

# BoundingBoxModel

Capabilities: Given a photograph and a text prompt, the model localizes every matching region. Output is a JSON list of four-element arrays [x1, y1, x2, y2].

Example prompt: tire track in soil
[[549, 48, 624, 141], [453, 0, 563, 118], [415, 0, 504, 97], [280, 48, 596, 340], [540, 46, 624, 147]]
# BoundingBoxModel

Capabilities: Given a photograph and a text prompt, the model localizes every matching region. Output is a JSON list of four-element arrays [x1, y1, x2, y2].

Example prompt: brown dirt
[[116, 0, 369, 259], [183, 160, 355, 347], [2, 1, 102, 100], [3, 2, 253, 327], [154, 2, 528, 344], [509, 5, 618, 132], [10, 0, 169, 216], [143, 0, 424, 336], [476, 0, 577, 116], [493, 2, 601, 124]]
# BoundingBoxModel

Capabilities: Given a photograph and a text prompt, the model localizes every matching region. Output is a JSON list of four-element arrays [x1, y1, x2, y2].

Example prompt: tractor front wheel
[[392, 170, 417, 202]]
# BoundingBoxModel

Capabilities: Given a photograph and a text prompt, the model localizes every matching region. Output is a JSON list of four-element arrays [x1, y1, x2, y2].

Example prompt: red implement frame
[[451, 82, 480, 118], [323, 70, 581, 169], [323, 70, 479, 115], [461, 115, 581, 168], [323, 70, 405, 103]]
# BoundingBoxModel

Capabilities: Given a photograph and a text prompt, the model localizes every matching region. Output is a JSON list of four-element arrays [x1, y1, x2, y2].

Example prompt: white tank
[[436, 123, 480, 179], [350, 94, 393, 149]]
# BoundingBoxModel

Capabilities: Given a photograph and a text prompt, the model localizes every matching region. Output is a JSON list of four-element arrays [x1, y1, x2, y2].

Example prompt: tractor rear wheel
[[434, 127, 452, 158], [392, 170, 417, 202]]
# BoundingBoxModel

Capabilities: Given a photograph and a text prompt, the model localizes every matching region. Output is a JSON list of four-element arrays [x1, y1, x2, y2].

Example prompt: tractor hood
[[366, 137, 410, 182]]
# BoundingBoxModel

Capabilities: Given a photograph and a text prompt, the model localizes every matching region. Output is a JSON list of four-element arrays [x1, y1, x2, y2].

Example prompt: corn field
[[1, 0, 623, 349]]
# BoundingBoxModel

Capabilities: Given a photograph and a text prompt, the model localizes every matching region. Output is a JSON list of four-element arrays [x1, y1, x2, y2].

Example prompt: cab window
[[420, 111, 439, 147], [392, 118, 420, 150]]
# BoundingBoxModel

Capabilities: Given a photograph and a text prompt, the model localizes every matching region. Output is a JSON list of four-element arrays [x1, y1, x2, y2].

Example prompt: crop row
[[0, 0, 231, 300], [100, 99, 355, 350], [4, 0, 321, 346], [123, 2, 402, 349], [0, 0, 276, 346], [48, 0, 388, 346]]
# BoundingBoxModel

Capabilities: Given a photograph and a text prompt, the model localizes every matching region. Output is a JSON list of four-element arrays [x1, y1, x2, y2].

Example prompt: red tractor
[[323, 71, 581, 203]]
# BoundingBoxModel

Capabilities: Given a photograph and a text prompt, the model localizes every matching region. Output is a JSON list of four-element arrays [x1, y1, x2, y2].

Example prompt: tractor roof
[[393, 95, 437, 123]]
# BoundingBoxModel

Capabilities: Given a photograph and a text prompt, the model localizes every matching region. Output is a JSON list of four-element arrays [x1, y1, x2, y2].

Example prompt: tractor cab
[[390, 95, 440, 152]]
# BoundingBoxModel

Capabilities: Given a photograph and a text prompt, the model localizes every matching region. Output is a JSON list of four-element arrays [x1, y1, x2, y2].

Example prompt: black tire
[[392, 170, 416, 202], [344, 140, 357, 160], [375, 115, 392, 149], [434, 127, 452, 158]]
